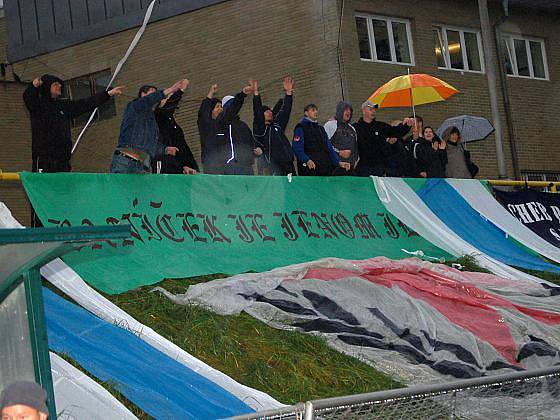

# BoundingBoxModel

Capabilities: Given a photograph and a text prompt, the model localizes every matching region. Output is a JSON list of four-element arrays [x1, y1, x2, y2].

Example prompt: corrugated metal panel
[[5, 0, 228, 62]]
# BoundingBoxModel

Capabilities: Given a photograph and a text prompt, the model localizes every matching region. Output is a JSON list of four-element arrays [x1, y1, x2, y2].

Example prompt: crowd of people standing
[[22, 74, 477, 179]]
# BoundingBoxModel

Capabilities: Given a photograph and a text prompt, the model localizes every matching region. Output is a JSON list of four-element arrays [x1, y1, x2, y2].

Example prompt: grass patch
[[445, 255, 491, 273], [106, 275, 402, 405], [514, 268, 560, 285]]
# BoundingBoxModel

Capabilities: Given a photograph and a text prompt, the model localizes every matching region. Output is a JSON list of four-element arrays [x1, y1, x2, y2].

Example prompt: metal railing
[[2, 170, 560, 192], [230, 365, 560, 420]]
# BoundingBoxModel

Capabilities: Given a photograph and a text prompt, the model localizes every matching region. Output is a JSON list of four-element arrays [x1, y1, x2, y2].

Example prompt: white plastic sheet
[[0, 202, 283, 411], [373, 177, 550, 285], [448, 179, 560, 264], [51, 353, 137, 420], [156, 256, 560, 383]]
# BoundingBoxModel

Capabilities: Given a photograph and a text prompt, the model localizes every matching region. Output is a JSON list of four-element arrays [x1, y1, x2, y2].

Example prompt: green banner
[[21, 173, 451, 294]]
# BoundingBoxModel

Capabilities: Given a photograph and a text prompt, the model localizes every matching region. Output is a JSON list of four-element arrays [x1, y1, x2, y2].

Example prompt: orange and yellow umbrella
[[368, 73, 459, 108]]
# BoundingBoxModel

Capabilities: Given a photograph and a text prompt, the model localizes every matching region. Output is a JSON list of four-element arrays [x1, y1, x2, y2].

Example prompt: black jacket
[[413, 138, 448, 178], [197, 92, 245, 171], [353, 118, 410, 173], [152, 91, 199, 174], [253, 94, 294, 166], [23, 75, 110, 163]]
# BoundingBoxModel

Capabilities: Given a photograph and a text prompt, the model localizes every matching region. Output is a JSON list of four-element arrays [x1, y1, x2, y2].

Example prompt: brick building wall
[[340, 0, 560, 179], [0, 17, 31, 226], [0, 0, 559, 225]]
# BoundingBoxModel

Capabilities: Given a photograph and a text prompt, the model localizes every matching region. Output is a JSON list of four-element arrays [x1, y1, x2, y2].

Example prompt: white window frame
[[355, 13, 415, 66], [502, 34, 549, 81], [433, 25, 485, 74]]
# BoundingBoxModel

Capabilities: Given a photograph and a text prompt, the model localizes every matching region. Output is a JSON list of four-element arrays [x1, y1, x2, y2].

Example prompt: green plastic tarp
[[21, 173, 451, 294]]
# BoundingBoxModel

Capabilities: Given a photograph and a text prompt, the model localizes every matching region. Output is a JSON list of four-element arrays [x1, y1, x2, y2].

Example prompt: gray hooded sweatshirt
[[324, 101, 359, 166]]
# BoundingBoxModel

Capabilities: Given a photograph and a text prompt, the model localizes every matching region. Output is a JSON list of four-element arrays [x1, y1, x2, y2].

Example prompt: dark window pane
[[464, 32, 481, 71], [69, 78, 93, 126], [514, 39, 530, 76], [94, 72, 116, 120], [446, 30, 464, 69], [392, 22, 411, 63], [501, 38, 514, 75], [373, 19, 391, 61], [529, 41, 546, 78], [355, 17, 372, 59], [433, 28, 446, 67]]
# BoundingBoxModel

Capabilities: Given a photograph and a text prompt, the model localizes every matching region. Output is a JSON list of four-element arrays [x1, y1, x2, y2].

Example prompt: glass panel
[[529, 41, 546, 78], [355, 17, 372, 59], [464, 32, 481, 71], [94, 72, 117, 120], [501, 37, 514, 75], [392, 22, 411, 63], [69, 78, 94, 126], [433, 28, 446, 67], [372, 19, 391, 61], [0, 281, 36, 391], [514, 38, 530, 76], [446, 30, 464, 69]]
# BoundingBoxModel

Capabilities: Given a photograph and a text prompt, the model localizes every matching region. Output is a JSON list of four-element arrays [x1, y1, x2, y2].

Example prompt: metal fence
[[230, 365, 560, 420]]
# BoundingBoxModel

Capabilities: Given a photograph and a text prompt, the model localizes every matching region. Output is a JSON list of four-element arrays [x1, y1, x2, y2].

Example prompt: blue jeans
[[109, 153, 150, 174]]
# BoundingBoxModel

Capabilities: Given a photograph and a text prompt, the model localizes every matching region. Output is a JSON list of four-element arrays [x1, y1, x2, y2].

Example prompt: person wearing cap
[[110, 79, 188, 174], [221, 80, 260, 175], [197, 83, 250, 174], [1, 381, 48, 419], [23, 74, 123, 174], [252, 77, 295, 176], [353, 101, 414, 177], [292, 104, 350, 176], [152, 90, 199, 174], [324, 101, 358, 175]]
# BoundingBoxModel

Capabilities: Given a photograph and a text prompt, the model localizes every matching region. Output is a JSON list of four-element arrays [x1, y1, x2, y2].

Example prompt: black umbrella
[[437, 115, 495, 143]]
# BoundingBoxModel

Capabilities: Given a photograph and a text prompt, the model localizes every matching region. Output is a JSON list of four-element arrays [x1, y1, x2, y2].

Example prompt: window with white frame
[[433, 25, 484, 73], [355, 14, 414, 65], [501, 34, 548, 80]]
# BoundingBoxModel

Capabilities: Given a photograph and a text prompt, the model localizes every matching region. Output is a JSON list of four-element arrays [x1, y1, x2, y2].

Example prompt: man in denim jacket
[[110, 78, 189, 173]]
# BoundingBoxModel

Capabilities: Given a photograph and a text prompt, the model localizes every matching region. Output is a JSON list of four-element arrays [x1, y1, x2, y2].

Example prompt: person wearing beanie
[[1, 381, 49, 419], [252, 77, 295, 176], [23, 74, 123, 175], [324, 101, 358, 175], [110, 79, 189, 174], [152, 90, 199, 175], [292, 104, 350, 176], [197, 83, 252, 174]]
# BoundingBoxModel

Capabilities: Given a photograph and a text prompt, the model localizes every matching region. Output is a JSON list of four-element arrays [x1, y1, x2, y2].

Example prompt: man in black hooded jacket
[[197, 83, 253, 174], [252, 77, 295, 175], [152, 90, 199, 174], [23, 74, 122, 173]]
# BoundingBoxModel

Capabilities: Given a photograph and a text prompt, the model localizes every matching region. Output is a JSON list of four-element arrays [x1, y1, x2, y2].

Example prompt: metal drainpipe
[[494, 0, 521, 179], [478, 0, 508, 178]]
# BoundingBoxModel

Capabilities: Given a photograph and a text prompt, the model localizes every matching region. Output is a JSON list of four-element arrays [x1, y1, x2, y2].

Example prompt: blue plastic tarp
[[43, 288, 253, 419], [417, 179, 560, 274]]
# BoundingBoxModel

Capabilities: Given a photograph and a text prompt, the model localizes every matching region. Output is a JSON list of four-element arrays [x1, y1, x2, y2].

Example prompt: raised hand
[[208, 84, 219, 98], [250, 79, 259, 95], [283, 76, 295, 95], [242, 82, 254, 95], [177, 79, 190, 91], [108, 86, 125, 96]]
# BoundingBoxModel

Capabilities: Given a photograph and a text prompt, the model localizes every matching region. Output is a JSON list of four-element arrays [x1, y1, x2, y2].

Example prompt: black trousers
[[31, 156, 71, 227]]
